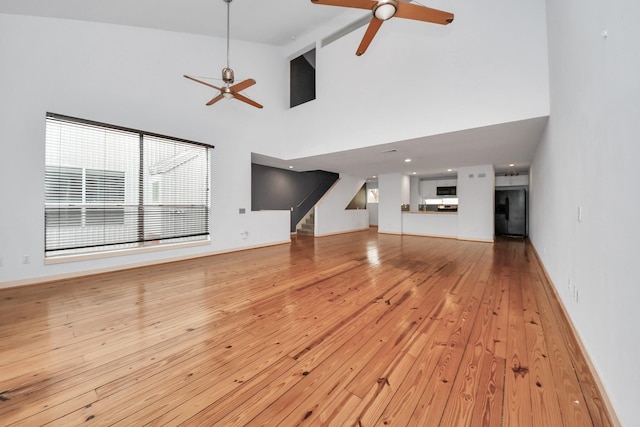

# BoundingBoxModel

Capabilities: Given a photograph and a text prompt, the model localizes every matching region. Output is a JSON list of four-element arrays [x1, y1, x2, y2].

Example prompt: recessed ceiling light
[[412, 172, 417, 175], [509, 163, 515, 167], [404, 158, 412, 163], [288, 165, 294, 169], [447, 168, 453, 172], [372, 175, 377, 178]]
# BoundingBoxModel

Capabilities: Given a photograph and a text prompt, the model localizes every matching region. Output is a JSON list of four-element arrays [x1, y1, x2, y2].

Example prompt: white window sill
[[44, 238, 211, 265]]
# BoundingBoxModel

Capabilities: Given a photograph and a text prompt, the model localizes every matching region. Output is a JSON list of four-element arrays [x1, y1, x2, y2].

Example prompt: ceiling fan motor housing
[[222, 67, 234, 84]]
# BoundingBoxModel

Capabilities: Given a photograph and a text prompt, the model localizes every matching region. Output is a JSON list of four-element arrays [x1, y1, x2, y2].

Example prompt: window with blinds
[[44, 113, 211, 257]]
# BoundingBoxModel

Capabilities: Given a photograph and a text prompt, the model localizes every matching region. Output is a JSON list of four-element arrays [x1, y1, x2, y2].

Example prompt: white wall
[[0, 14, 291, 287], [314, 174, 369, 236], [279, 0, 549, 160], [457, 165, 495, 241], [377, 173, 403, 234], [401, 175, 410, 206], [530, 0, 640, 424], [410, 176, 420, 211]]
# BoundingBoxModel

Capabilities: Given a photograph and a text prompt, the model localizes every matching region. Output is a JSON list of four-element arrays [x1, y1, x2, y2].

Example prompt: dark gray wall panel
[[251, 164, 338, 232]]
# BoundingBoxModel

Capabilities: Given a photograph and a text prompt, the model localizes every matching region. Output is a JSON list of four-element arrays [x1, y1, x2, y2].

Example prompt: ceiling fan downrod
[[183, 0, 262, 108], [222, 0, 234, 84]]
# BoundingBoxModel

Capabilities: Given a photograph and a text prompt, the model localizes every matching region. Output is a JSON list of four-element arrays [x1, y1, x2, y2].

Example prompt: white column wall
[[378, 173, 403, 234], [456, 165, 495, 242], [409, 176, 420, 211]]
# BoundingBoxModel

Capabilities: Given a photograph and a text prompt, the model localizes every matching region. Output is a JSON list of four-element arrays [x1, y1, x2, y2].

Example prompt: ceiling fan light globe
[[222, 87, 234, 99], [373, 0, 398, 20]]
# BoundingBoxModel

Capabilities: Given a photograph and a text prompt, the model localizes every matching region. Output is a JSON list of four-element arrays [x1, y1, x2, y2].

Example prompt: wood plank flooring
[[0, 229, 614, 426]]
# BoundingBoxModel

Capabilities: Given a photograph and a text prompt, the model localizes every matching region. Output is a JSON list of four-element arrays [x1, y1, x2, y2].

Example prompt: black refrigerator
[[495, 189, 527, 237]]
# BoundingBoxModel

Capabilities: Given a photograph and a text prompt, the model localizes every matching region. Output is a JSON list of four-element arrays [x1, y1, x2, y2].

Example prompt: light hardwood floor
[[0, 229, 614, 426]]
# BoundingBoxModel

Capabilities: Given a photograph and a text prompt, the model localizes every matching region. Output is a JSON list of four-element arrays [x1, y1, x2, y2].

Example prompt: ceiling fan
[[311, 0, 454, 56], [184, 0, 263, 109]]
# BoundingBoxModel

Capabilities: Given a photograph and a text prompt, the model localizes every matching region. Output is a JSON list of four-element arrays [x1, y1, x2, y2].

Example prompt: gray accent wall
[[251, 164, 338, 232]]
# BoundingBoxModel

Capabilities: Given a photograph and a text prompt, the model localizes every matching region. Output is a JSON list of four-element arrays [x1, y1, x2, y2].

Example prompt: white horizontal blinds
[[45, 114, 210, 257], [45, 118, 138, 254], [142, 135, 209, 243], [45, 166, 83, 227]]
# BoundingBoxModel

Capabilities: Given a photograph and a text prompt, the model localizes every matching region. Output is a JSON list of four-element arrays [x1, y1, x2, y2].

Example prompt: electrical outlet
[[23, 255, 30, 264]]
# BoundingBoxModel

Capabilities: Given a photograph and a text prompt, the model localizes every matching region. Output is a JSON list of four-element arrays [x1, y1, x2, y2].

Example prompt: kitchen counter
[[404, 211, 458, 215], [402, 211, 458, 238]]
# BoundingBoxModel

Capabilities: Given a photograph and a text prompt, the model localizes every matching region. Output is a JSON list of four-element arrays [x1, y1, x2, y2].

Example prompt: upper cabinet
[[495, 174, 529, 187], [419, 178, 458, 198], [419, 180, 437, 198]]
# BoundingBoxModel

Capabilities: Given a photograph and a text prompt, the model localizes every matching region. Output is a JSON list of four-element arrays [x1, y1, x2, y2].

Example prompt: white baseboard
[[313, 227, 370, 238], [529, 242, 622, 427], [0, 239, 291, 290]]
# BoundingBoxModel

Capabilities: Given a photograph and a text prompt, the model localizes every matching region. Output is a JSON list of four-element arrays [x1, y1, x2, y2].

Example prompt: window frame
[[44, 113, 213, 261]]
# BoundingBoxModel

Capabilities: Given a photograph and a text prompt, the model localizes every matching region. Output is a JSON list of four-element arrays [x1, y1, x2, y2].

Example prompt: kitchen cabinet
[[495, 174, 529, 187], [419, 178, 457, 198], [419, 180, 437, 198]]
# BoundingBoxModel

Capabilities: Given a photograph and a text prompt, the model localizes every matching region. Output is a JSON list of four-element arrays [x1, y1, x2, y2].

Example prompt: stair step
[[297, 209, 314, 236]]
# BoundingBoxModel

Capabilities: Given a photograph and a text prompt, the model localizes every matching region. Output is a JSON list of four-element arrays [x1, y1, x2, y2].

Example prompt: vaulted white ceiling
[[0, 0, 361, 46], [0, 0, 548, 179]]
